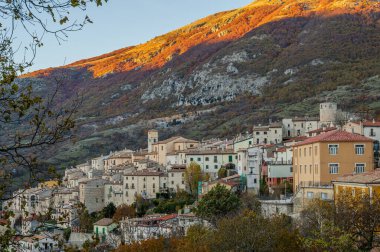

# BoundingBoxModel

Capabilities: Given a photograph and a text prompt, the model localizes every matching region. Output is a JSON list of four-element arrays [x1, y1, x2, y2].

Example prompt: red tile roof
[[294, 130, 373, 147], [363, 121, 380, 127], [159, 214, 177, 221]]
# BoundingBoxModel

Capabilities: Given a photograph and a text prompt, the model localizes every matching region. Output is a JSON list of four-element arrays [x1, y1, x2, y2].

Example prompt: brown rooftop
[[333, 170, 380, 184], [94, 218, 114, 226], [294, 130, 373, 147]]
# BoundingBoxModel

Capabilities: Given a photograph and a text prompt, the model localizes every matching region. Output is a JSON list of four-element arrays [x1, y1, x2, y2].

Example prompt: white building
[[184, 150, 237, 178], [246, 146, 264, 193], [18, 235, 58, 252]]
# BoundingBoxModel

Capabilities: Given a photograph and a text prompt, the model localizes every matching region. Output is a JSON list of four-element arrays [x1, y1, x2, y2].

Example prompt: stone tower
[[148, 130, 158, 153], [320, 102, 337, 124]]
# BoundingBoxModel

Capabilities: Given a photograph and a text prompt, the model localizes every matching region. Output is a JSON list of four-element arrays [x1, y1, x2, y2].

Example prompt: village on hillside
[[3, 102, 380, 251]]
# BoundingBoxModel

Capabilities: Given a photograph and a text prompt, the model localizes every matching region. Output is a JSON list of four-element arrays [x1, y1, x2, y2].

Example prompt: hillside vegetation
[[19, 0, 380, 166]]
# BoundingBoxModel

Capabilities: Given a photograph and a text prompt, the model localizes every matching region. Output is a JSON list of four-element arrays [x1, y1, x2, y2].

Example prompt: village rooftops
[[94, 218, 114, 227], [332, 170, 380, 185], [294, 130, 373, 147], [307, 127, 337, 134], [283, 136, 308, 143]]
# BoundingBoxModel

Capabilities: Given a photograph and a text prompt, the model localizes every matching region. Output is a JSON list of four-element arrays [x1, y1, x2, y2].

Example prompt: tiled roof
[[294, 130, 373, 147], [363, 121, 380, 127], [94, 218, 114, 226], [333, 170, 380, 184], [154, 136, 182, 144], [283, 136, 308, 143], [307, 127, 337, 134]]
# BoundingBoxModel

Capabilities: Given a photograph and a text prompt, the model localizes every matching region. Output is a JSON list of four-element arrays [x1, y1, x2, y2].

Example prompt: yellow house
[[293, 130, 374, 193], [333, 169, 380, 199]]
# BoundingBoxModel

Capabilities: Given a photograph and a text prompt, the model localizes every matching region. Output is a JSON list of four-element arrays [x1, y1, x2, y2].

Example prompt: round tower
[[148, 130, 158, 153], [320, 102, 337, 124]]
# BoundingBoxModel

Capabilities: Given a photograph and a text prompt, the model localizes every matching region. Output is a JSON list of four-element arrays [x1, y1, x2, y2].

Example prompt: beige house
[[104, 149, 134, 172], [293, 130, 374, 193], [149, 135, 199, 165], [123, 170, 164, 205], [167, 165, 186, 192]]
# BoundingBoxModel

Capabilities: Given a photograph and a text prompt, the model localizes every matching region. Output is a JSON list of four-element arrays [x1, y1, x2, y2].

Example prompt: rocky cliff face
[[20, 0, 380, 165]]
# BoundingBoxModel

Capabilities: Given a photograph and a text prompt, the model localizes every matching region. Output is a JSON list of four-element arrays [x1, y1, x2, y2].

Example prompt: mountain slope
[[21, 0, 380, 166]]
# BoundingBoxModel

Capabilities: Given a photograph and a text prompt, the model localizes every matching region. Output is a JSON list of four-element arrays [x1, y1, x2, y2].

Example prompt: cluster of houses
[[2, 102, 380, 250]]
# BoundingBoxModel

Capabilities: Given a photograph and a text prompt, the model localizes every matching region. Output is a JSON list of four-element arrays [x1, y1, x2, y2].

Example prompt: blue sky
[[23, 0, 253, 71]]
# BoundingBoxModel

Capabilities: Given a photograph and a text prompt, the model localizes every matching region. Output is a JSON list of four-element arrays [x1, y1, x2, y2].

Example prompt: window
[[205, 165, 209, 169], [229, 155, 233, 162], [214, 165, 218, 169], [275, 130, 277, 134], [171, 173, 174, 177], [256, 139, 259, 144], [214, 156, 218, 163], [310, 165, 312, 174], [329, 163, 339, 174], [370, 128, 375, 136], [197, 157, 201, 161], [304, 148, 306, 156], [131, 183, 135, 189], [314, 146, 318, 155], [254, 178, 257, 184], [205, 157, 209, 161], [329, 144, 338, 155], [321, 193, 328, 200], [299, 149, 301, 157], [297, 130, 301, 136], [290, 166, 293, 172], [300, 165, 302, 174], [249, 141, 252, 145], [355, 144, 364, 155], [190, 158, 194, 161], [256, 132, 260, 135], [161, 146, 163, 151], [171, 181, 174, 185], [309, 147, 312, 156], [355, 163, 365, 174], [264, 131, 267, 135], [307, 192, 314, 198]]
